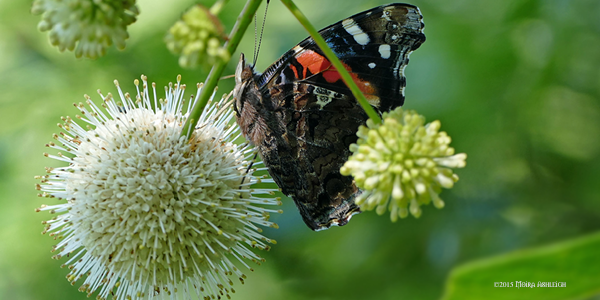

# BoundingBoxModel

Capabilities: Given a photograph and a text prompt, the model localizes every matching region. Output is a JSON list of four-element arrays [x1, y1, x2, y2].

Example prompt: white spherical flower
[[31, 0, 139, 58], [36, 75, 281, 299], [341, 108, 466, 222]]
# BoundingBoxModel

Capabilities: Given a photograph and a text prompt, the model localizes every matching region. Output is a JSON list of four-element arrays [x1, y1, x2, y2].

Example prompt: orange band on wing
[[296, 50, 331, 78], [295, 50, 379, 103], [289, 64, 300, 80]]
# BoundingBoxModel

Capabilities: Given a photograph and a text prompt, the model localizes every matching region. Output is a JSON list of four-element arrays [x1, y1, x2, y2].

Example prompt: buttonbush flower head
[[31, 0, 139, 58], [35, 75, 281, 300], [165, 4, 228, 69], [341, 108, 466, 222]]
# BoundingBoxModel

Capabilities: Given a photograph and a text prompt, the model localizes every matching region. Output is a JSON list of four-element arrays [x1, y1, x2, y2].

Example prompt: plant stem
[[181, 0, 263, 138], [279, 0, 382, 124]]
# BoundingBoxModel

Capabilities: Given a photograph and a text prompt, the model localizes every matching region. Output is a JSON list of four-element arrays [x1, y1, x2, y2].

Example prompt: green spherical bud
[[165, 5, 226, 69], [341, 107, 467, 222]]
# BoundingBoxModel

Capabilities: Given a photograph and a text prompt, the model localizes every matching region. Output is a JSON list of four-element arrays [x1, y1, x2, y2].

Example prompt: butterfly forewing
[[261, 4, 425, 109]]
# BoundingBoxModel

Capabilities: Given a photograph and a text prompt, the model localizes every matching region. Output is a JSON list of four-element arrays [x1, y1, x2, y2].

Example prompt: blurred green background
[[1, 0, 600, 299]]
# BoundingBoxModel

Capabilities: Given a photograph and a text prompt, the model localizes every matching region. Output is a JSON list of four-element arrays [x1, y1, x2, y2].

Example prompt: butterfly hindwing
[[233, 3, 425, 230], [272, 82, 366, 229]]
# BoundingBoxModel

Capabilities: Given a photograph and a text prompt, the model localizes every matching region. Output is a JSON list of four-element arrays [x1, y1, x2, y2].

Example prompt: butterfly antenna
[[253, 9, 258, 65], [252, 0, 270, 66], [239, 151, 259, 188]]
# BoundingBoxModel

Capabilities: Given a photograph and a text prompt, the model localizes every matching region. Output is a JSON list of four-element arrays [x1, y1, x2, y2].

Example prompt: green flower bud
[[165, 5, 227, 69], [341, 108, 467, 222]]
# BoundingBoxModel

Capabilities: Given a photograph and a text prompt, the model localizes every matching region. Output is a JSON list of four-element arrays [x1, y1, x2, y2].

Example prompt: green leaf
[[442, 231, 600, 300]]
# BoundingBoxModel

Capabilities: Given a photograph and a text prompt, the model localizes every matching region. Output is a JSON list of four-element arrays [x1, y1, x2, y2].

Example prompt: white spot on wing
[[292, 45, 305, 54], [316, 95, 333, 108], [382, 9, 392, 21], [342, 18, 370, 46], [368, 62, 376, 69], [379, 44, 391, 59], [314, 87, 341, 109]]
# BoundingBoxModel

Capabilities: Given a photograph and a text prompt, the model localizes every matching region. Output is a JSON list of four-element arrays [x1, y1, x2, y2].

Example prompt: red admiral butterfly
[[233, 3, 425, 230]]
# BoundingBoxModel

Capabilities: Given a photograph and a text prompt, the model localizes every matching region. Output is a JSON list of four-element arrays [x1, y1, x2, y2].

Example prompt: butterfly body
[[233, 3, 425, 230]]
